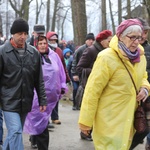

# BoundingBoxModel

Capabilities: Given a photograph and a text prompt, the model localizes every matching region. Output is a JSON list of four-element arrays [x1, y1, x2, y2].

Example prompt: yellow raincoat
[[78, 35, 150, 150]]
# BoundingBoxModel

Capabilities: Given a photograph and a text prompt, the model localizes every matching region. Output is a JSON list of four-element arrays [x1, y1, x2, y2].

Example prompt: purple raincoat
[[23, 48, 67, 135]]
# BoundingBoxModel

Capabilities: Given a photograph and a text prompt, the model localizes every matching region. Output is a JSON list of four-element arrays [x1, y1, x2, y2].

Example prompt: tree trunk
[[35, 0, 43, 24], [118, 0, 122, 24], [101, 0, 107, 30], [143, 0, 150, 20], [60, 8, 70, 40], [51, 0, 58, 31], [8, 0, 30, 21], [46, 0, 50, 32], [35, 0, 39, 24], [143, 0, 150, 41], [0, 14, 2, 35], [108, 0, 115, 34], [126, 0, 131, 19], [71, 0, 87, 46]]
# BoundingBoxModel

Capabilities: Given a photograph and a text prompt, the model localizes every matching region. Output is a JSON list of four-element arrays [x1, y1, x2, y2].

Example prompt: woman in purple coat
[[24, 35, 67, 150]]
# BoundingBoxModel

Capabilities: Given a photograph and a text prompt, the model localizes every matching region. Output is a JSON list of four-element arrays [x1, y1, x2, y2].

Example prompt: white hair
[[121, 25, 143, 37]]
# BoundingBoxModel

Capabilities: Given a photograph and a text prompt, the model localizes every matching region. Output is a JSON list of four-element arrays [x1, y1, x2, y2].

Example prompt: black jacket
[[26, 35, 34, 46], [0, 40, 47, 113], [143, 40, 150, 82], [71, 44, 87, 76], [76, 41, 104, 78]]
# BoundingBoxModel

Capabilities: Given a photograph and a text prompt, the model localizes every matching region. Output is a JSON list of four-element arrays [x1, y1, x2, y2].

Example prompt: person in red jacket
[[46, 32, 70, 83], [46, 31, 70, 126]]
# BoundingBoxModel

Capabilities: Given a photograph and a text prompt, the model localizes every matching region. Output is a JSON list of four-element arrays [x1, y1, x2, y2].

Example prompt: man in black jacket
[[76, 30, 112, 142], [27, 24, 45, 46], [0, 18, 47, 150], [71, 33, 95, 141], [71, 33, 95, 111]]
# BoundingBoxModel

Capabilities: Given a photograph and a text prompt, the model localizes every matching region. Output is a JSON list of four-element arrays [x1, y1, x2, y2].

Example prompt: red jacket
[[46, 31, 70, 82], [55, 47, 70, 82]]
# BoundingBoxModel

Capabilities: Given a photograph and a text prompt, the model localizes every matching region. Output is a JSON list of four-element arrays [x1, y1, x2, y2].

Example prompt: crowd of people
[[0, 17, 150, 150]]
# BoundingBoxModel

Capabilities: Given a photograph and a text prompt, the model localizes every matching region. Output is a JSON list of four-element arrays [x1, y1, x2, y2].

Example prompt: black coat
[[76, 41, 104, 78], [0, 40, 47, 113], [71, 44, 87, 76], [143, 40, 150, 82]]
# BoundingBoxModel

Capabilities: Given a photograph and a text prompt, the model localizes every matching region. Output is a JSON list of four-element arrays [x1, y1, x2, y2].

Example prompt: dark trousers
[[51, 102, 59, 120], [72, 81, 79, 107], [129, 129, 149, 150], [0, 110, 3, 145], [30, 127, 49, 150]]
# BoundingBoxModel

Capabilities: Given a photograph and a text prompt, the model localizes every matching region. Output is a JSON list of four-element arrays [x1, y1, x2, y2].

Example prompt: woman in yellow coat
[[78, 19, 150, 150]]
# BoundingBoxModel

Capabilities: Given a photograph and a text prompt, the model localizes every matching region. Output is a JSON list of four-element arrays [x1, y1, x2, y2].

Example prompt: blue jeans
[[0, 110, 3, 145], [3, 111, 27, 150]]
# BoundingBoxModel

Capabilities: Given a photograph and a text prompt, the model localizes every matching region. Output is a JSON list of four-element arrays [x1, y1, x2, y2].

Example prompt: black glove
[[61, 88, 65, 94]]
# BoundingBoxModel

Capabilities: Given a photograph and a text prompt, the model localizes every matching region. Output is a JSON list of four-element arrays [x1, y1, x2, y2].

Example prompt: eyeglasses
[[126, 35, 143, 41]]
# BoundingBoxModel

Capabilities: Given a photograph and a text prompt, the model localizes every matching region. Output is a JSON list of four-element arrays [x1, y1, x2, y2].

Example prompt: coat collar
[[93, 41, 104, 52], [4, 39, 34, 54], [109, 35, 145, 59]]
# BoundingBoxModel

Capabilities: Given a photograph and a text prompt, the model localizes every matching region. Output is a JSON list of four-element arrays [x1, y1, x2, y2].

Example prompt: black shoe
[[47, 123, 55, 128], [139, 140, 144, 144], [0, 145, 2, 150], [72, 106, 77, 110], [29, 135, 37, 149], [80, 132, 93, 141], [31, 144, 38, 149], [72, 106, 80, 110]]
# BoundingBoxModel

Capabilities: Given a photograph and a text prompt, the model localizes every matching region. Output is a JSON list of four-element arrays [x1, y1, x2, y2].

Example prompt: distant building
[[123, 5, 148, 20]]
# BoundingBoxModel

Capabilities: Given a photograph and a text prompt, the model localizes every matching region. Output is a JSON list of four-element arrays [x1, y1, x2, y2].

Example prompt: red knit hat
[[96, 30, 112, 42]]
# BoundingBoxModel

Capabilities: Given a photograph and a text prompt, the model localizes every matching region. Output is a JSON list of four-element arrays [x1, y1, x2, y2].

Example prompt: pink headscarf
[[116, 19, 143, 37]]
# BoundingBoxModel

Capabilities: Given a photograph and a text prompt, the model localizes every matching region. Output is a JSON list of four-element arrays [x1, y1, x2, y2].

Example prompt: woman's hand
[[79, 123, 92, 136], [81, 129, 91, 136], [73, 75, 79, 81], [136, 87, 148, 102], [40, 105, 47, 112]]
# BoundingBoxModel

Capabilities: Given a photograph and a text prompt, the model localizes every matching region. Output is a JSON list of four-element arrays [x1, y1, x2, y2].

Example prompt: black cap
[[10, 18, 29, 34], [85, 33, 95, 41], [33, 24, 45, 34]]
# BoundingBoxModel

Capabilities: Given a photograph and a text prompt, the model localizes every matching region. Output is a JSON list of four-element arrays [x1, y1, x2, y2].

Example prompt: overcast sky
[[0, 0, 142, 40]]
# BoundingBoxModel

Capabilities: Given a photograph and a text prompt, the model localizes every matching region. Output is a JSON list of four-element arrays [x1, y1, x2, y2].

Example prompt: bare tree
[[8, 0, 33, 20], [118, 0, 122, 24], [6, 0, 9, 38], [0, 1, 3, 35], [0, 14, 2, 36], [108, 0, 115, 34], [46, 0, 50, 32], [51, 0, 59, 31], [126, 0, 131, 19], [101, 0, 107, 30], [35, 0, 44, 24], [71, 0, 87, 46], [60, 8, 70, 40], [143, 0, 150, 41], [143, 0, 150, 20]]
